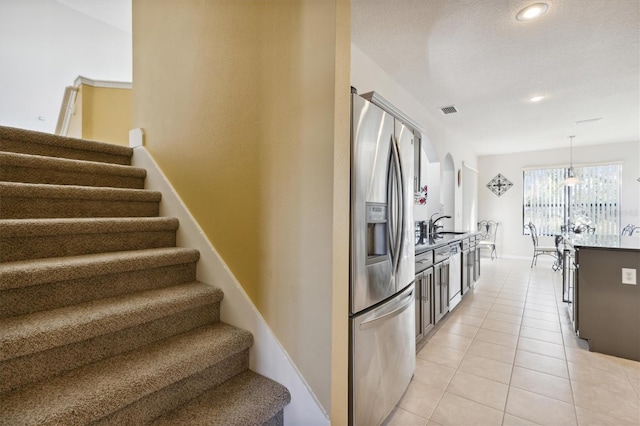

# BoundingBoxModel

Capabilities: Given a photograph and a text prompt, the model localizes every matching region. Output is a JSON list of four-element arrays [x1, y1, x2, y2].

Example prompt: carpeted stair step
[[0, 282, 223, 393], [0, 125, 291, 423], [94, 347, 252, 425], [0, 151, 146, 189], [0, 322, 253, 425], [0, 281, 223, 361], [0, 182, 161, 219], [0, 217, 180, 262], [0, 248, 200, 318], [153, 370, 291, 426], [0, 125, 133, 165]]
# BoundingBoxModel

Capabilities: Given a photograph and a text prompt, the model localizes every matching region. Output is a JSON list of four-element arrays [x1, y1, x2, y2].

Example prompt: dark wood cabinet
[[414, 232, 482, 351], [461, 238, 470, 295], [575, 246, 640, 361], [434, 259, 449, 324], [415, 268, 434, 346], [422, 268, 434, 335], [414, 271, 423, 342], [466, 236, 478, 292], [474, 240, 481, 281]]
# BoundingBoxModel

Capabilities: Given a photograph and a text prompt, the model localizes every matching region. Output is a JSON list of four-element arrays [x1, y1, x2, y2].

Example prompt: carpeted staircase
[[0, 126, 291, 425]]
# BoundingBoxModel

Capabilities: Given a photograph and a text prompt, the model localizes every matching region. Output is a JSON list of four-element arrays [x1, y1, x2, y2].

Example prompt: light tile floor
[[383, 258, 640, 426]]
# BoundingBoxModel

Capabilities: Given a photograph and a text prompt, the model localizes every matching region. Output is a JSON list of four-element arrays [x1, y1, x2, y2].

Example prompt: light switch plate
[[622, 268, 637, 285]]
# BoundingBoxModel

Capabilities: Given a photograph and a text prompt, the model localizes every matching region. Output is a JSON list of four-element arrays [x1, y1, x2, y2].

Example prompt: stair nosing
[[0, 181, 162, 201], [0, 217, 179, 237], [0, 248, 200, 290], [0, 323, 253, 425], [0, 281, 224, 361], [0, 151, 146, 178]]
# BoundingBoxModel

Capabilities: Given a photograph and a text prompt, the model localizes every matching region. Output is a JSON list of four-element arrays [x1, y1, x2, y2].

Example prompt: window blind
[[523, 164, 621, 236], [570, 164, 621, 236]]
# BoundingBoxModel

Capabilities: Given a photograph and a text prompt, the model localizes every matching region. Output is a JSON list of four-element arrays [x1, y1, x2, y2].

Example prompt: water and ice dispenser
[[366, 202, 388, 261]]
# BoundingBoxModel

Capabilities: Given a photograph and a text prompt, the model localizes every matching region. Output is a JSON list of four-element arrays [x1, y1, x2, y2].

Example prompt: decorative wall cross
[[486, 173, 513, 197]]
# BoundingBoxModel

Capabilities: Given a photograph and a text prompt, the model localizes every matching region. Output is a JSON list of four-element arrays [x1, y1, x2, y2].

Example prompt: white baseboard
[[480, 254, 557, 267], [131, 146, 329, 425], [490, 254, 531, 261]]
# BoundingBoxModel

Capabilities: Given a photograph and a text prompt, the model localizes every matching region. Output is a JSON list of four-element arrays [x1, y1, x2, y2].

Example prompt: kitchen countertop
[[564, 234, 640, 251], [415, 230, 480, 254]]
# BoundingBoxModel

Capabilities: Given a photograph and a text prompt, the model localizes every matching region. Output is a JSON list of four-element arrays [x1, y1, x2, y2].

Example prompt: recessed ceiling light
[[516, 3, 549, 21], [529, 95, 545, 102]]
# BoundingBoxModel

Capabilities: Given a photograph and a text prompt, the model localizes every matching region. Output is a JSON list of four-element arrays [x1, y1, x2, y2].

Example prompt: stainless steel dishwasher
[[449, 242, 462, 310]]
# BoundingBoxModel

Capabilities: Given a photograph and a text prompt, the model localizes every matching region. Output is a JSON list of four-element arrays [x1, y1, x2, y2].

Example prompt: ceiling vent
[[439, 105, 458, 115]]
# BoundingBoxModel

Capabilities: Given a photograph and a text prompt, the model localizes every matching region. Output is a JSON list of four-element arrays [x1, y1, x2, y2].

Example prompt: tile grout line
[[408, 269, 492, 424], [449, 264, 511, 425], [498, 264, 513, 426], [474, 261, 520, 424], [532, 266, 640, 425], [415, 260, 639, 426], [501, 261, 527, 425], [532, 266, 578, 424], [499, 261, 578, 423], [550, 263, 581, 425], [432, 262, 512, 424], [400, 260, 632, 425]]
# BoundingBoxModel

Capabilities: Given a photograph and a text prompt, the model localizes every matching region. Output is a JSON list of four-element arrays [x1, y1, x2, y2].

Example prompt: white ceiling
[[50, 0, 638, 156], [352, 0, 640, 155], [54, 0, 131, 34]]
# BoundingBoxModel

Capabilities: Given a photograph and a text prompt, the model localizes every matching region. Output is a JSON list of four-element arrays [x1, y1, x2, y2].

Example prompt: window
[[523, 164, 621, 236]]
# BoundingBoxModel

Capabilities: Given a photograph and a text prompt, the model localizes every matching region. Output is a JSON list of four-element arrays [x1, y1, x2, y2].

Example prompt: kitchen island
[[566, 235, 640, 361]]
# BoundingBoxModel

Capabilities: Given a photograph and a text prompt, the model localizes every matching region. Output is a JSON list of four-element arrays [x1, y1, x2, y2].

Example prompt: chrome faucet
[[429, 213, 452, 235]]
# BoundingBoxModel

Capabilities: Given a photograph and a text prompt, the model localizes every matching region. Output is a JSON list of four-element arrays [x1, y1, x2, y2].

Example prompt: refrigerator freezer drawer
[[350, 284, 416, 425]]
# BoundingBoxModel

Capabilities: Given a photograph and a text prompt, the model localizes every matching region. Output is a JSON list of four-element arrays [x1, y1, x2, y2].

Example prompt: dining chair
[[622, 224, 636, 236], [477, 220, 498, 260], [552, 235, 564, 271], [562, 222, 595, 235], [527, 222, 557, 268], [574, 223, 596, 234], [560, 221, 575, 234]]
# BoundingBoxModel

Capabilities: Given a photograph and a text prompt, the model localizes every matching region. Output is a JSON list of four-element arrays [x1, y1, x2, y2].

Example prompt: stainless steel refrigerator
[[349, 92, 416, 426]]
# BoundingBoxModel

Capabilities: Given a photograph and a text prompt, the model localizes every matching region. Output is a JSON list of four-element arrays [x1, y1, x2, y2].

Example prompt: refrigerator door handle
[[359, 289, 414, 330], [390, 134, 404, 275], [387, 135, 398, 269]]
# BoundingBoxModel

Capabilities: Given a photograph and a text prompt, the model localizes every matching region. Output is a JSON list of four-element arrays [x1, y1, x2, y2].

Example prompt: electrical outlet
[[622, 268, 637, 285]]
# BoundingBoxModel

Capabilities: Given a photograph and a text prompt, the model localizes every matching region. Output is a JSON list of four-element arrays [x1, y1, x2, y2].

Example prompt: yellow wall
[[132, 0, 350, 419], [67, 84, 132, 146], [82, 84, 132, 146]]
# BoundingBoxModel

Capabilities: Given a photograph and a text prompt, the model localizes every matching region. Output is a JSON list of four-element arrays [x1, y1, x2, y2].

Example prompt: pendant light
[[563, 135, 580, 186]]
